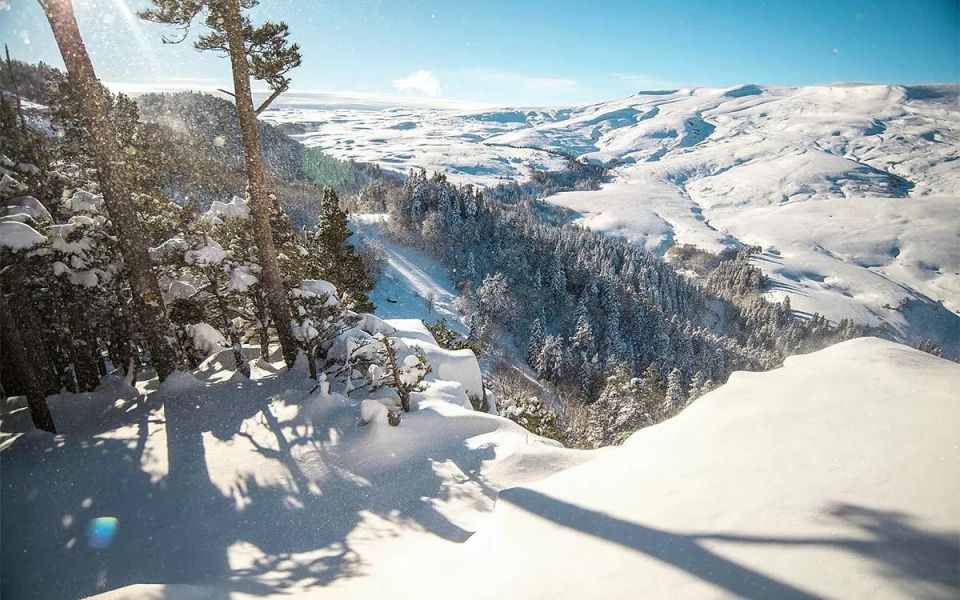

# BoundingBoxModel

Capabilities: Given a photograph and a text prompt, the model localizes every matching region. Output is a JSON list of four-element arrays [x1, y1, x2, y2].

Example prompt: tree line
[[374, 169, 861, 447], [0, 0, 376, 432]]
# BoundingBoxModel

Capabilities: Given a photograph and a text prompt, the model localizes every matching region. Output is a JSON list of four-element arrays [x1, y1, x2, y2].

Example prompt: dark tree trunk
[[4, 44, 28, 135], [254, 295, 271, 361], [218, 0, 298, 369], [175, 327, 201, 370], [306, 345, 317, 380], [68, 299, 100, 392], [208, 273, 249, 378], [40, 0, 179, 381], [0, 290, 56, 433], [15, 281, 59, 394]]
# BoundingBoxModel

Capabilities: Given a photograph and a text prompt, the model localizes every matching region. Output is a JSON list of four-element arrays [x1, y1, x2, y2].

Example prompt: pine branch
[[4, 44, 28, 134], [254, 84, 285, 115]]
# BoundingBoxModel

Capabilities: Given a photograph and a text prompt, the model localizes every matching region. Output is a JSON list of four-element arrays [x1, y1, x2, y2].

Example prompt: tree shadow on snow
[[501, 488, 959, 600], [225, 402, 500, 593], [1, 370, 501, 599]]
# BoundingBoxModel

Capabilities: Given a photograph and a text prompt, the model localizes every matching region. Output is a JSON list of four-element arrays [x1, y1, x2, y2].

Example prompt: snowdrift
[[4, 327, 958, 600], [68, 337, 960, 600], [454, 337, 960, 599], [0, 319, 587, 600]]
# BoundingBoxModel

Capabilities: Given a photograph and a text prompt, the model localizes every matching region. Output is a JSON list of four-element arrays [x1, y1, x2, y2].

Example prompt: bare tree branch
[[254, 84, 285, 115]]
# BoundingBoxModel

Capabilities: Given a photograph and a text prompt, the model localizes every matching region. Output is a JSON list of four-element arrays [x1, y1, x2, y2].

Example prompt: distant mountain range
[[264, 83, 960, 355]]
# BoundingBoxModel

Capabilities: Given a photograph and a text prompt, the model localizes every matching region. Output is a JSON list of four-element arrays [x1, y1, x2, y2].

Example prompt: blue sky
[[1, 0, 957, 105]]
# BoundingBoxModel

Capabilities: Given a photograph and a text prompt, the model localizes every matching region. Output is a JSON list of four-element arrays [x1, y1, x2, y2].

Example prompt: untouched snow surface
[[2, 336, 957, 599], [266, 84, 960, 355], [454, 337, 960, 599]]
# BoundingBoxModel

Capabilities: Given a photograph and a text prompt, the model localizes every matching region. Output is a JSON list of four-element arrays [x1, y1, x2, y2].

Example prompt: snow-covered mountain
[[263, 84, 960, 355]]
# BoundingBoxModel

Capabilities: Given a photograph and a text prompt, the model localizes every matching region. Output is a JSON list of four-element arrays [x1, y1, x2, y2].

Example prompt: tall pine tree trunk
[[218, 0, 298, 369], [253, 294, 271, 361], [207, 272, 249, 378], [40, 0, 178, 381], [0, 289, 56, 433], [16, 281, 59, 395], [68, 299, 100, 392]]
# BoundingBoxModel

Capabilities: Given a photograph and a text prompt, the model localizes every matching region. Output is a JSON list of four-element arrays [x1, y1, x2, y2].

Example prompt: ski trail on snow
[[352, 215, 467, 333]]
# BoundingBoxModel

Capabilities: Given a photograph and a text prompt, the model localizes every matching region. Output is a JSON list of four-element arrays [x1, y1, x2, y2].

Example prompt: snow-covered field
[[264, 102, 570, 186], [3, 333, 957, 599], [264, 84, 960, 355]]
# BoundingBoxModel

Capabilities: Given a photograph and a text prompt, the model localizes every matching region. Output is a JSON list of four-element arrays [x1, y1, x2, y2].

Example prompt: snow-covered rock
[[202, 195, 249, 223], [184, 238, 227, 267], [389, 318, 484, 400], [187, 322, 228, 355], [167, 280, 198, 300], [228, 265, 258, 292]]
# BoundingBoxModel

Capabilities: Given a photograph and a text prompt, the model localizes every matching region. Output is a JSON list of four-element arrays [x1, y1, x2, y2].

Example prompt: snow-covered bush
[[289, 279, 355, 379], [425, 318, 482, 356], [499, 395, 568, 444], [375, 335, 431, 412]]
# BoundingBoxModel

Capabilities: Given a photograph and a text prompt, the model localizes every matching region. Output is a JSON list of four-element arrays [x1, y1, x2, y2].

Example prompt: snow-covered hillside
[[351, 214, 467, 332], [454, 337, 960, 600], [264, 84, 960, 355], [9, 337, 956, 600], [0, 319, 589, 600]]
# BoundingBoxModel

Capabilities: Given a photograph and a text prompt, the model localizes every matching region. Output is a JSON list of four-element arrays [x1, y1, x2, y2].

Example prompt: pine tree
[[664, 367, 685, 416], [40, 0, 180, 381], [579, 353, 600, 400], [585, 361, 646, 448], [0, 192, 57, 431], [312, 188, 373, 312], [376, 336, 431, 412], [687, 370, 713, 402], [526, 317, 545, 367], [570, 310, 595, 360], [140, 0, 302, 368], [536, 334, 564, 381], [289, 280, 352, 380], [550, 257, 566, 298]]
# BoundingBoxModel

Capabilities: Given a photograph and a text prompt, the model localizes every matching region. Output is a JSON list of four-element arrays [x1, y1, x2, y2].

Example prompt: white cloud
[[392, 70, 442, 97], [459, 68, 578, 94], [0, 2, 11, 11]]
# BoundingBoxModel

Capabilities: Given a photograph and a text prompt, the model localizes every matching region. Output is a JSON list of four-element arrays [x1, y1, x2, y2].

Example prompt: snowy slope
[[352, 214, 467, 332], [450, 337, 960, 600], [58, 337, 960, 600], [266, 84, 960, 354], [0, 320, 588, 600]]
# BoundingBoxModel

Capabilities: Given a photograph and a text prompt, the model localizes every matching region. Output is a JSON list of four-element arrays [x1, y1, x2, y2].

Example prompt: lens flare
[[86, 517, 118, 550]]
